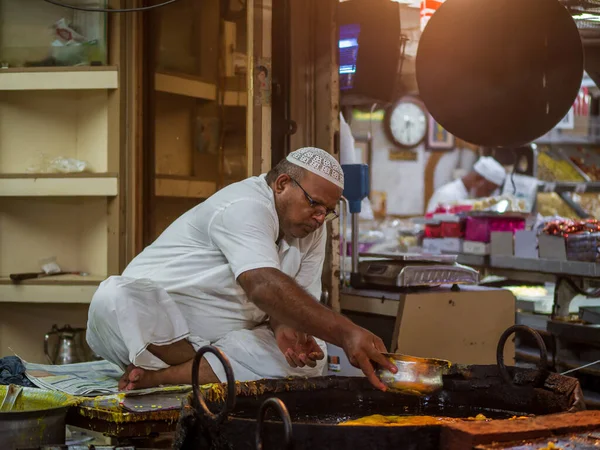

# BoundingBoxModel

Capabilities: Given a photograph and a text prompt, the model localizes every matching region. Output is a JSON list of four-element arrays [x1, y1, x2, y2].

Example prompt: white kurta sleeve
[[294, 227, 327, 301], [209, 199, 281, 279]]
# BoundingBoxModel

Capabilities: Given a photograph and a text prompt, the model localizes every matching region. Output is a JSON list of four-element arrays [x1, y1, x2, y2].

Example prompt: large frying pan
[[416, 0, 584, 148]]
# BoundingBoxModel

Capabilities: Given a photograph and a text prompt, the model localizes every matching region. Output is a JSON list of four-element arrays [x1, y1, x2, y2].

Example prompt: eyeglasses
[[290, 178, 339, 222]]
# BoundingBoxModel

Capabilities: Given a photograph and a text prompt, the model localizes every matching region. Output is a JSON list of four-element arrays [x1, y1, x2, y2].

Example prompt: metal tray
[[462, 211, 530, 219], [360, 252, 457, 264]]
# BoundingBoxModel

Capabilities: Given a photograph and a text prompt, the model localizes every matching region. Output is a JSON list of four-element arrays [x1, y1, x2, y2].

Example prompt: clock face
[[388, 100, 427, 148]]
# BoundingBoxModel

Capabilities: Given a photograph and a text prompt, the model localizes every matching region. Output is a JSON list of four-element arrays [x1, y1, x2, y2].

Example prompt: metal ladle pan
[[416, 0, 584, 148]]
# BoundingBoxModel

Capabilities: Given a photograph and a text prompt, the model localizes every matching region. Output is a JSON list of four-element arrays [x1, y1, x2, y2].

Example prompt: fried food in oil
[[339, 413, 531, 426]]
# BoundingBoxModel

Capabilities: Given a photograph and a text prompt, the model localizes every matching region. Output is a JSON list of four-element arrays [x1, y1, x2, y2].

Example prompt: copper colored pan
[[416, 0, 584, 148]]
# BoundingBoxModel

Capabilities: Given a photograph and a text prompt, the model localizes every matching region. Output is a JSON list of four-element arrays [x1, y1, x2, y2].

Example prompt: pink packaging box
[[464, 217, 526, 243]]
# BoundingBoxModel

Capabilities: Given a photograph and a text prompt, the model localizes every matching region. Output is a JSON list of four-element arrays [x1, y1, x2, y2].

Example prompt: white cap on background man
[[473, 156, 506, 186]]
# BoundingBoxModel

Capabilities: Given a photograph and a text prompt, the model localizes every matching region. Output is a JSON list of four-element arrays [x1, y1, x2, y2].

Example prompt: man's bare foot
[[118, 364, 135, 390], [118, 358, 219, 391], [120, 365, 160, 391]]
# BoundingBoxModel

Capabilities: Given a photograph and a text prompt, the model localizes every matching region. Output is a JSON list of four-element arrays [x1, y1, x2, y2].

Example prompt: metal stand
[[351, 212, 359, 275]]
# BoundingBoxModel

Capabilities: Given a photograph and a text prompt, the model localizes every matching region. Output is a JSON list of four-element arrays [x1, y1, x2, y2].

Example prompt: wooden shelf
[[0, 274, 104, 286], [155, 72, 216, 100], [0, 67, 118, 91], [155, 175, 217, 199], [0, 173, 118, 197], [155, 72, 247, 106], [0, 90, 110, 173], [0, 197, 108, 277], [0, 274, 103, 304]]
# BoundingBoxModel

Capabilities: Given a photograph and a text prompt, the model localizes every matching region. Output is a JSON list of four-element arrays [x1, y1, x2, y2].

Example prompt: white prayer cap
[[287, 147, 345, 189], [473, 156, 506, 186]]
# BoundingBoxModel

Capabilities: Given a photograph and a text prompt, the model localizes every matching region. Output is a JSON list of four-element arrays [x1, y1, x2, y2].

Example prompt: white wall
[[350, 117, 476, 215]]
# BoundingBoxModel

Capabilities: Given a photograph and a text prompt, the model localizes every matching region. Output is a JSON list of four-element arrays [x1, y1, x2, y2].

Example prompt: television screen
[[338, 0, 401, 105], [339, 23, 361, 91]]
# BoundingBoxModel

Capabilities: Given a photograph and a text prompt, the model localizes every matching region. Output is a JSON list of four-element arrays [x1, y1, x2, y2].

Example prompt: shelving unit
[[0, 173, 118, 196], [0, 0, 124, 362], [155, 72, 248, 107], [0, 276, 103, 304], [0, 67, 118, 91], [146, 0, 252, 242]]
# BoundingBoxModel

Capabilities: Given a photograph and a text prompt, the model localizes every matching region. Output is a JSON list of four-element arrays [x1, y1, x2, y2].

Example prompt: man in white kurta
[[426, 156, 506, 213], [87, 147, 395, 390]]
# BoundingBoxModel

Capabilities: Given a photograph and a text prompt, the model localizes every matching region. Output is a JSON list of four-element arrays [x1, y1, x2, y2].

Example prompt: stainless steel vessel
[[0, 385, 73, 450]]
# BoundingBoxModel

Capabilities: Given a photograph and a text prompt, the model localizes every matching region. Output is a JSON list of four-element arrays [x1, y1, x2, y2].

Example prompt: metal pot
[[0, 385, 74, 450], [44, 324, 88, 365]]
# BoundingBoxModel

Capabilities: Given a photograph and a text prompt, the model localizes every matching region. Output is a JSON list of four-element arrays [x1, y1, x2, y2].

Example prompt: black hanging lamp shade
[[416, 0, 584, 148]]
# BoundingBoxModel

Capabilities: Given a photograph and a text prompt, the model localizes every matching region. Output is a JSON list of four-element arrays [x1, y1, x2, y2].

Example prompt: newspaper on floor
[[24, 359, 123, 397]]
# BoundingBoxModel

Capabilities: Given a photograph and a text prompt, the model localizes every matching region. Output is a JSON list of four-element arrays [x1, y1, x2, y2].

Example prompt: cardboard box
[[490, 232, 514, 256], [463, 240, 490, 255], [442, 238, 464, 254], [514, 230, 538, 259], [538, 234, 567, 260], [538, 232, 600, 262], [422, 238, 444, 255]]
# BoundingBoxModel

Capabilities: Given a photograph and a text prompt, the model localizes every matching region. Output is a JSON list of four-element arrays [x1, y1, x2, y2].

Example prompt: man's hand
[[341, 325, 397, 391], [238, 268, 396, 390], [275, 325, 324, 369]]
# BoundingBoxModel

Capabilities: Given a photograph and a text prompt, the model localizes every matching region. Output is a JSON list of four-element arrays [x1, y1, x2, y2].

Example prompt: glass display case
[[0, 0, 108, 68]]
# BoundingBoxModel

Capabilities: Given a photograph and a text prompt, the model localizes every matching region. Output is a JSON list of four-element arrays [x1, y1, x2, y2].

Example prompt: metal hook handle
[[497, 325, 549, 387], [192, 345, 236, 424], [255, 397, 293, 450]]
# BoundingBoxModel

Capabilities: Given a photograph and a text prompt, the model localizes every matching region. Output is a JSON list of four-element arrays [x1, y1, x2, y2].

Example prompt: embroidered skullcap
[[286, 147, 344, 189], [473, 156, 506, 186]]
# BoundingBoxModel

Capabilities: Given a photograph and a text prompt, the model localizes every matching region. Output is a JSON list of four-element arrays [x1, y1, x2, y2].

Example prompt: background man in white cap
[[87, 147, 397, 391], [426, 156, 506, 213]]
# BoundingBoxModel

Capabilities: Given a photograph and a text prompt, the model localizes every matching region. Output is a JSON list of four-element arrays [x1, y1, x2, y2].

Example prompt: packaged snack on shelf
[[464, 216, 526, 243], [540, 218, 600, 262], [424, 222, 442, 238], [441, 220, 465, 238]]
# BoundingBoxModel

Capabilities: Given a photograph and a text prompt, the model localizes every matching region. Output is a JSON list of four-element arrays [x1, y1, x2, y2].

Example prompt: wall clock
[[384, 96, 428, 149]]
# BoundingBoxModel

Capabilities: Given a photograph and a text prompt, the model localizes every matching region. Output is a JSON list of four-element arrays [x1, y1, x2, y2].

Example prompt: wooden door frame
[[123, 0, 147, 265], [288, 0, 340, 309]]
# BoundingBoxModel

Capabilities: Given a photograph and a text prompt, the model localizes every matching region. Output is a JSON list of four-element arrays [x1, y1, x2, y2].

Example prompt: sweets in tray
[[570, 156, 600, 181], [536, 193, 579, 219], [537, 151, 585, 182]]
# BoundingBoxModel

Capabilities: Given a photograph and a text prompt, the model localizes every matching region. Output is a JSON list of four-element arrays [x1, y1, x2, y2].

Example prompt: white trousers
[[86, 276, 327, 382]]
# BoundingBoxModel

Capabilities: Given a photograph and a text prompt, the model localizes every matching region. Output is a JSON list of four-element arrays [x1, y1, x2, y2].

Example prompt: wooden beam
[[106, 0, 125, 276], [423, 151, 445, 214], [314, 0, 341, 311], [123, 0, 145, 263]]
